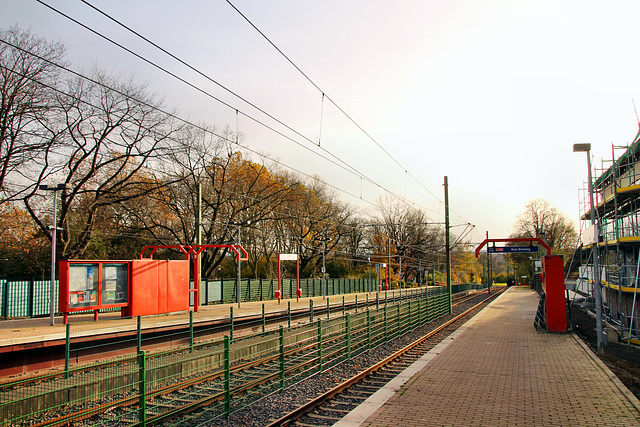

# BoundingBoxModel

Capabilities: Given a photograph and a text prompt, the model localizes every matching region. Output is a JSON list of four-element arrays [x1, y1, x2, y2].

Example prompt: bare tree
[[0, 26, 67, 200], [279, 176, 354, 275], [370, 196, 445, 282], [21, 68, 179, 259], [510, 198, 578, 255]]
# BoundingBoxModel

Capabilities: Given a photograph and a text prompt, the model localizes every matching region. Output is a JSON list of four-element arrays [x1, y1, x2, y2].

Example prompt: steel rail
[[18, 289, 482, 426], [266, 288, 505, 426]]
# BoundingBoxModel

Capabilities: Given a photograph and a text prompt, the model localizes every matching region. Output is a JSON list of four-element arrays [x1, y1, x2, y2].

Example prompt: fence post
[[287, 301, 291, 329], [189, 310, 194, 353], [397, 304, 401, 338], [346, 313, 351, 360], [367, 308, 371, 350], [327, 297, 330, 319], [260, 278, 263, 301], [279, 326, 285, 390], [309, 299, 313, 324], [317, 319, 323, 372], [137, 315, 142, 353], [230, 307, 234, 342], [29, 278, 34, 318], [138, 350, 146, 427], [224, 336, 230, 417], [64, 323, 70, 379], [262, 303, 266, 335], [384, 304, 388, 342], [3, 280, 8, 320]]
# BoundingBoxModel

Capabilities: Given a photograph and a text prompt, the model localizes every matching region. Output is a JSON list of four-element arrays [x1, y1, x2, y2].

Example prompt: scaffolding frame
[[575, 133, 640, 343]]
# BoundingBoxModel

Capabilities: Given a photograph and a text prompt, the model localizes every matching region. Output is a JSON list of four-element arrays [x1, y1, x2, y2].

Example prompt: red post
[[542, 255, 567, 332], [386, 263, 390, 290], [276, 256, 282, 303]]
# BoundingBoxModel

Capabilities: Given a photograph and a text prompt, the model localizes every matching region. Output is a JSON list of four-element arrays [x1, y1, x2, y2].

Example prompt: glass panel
[[102, 263, 128, 304], [68, 264, 99, 308]]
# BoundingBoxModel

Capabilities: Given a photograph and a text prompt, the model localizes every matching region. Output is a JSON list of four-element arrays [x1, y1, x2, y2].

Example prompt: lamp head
[[573, 143, 591, 153]]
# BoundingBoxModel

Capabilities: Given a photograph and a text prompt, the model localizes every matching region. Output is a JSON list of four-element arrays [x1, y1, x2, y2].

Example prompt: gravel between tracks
[[189, 292, 495, 427]]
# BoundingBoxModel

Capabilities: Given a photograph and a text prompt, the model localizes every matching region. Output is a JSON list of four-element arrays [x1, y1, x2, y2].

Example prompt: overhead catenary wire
[[15, 3, 479, 264], [0, 39, 369, 205], [225, 0, 473, 226], [35, 0, 434, 219], [75, 0, 415, 209], [4, 47, 451, 241]]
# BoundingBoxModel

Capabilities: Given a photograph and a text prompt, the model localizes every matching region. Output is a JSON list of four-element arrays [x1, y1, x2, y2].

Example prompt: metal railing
[[0, 286, 450, 426], [1, 277, 484, 320]]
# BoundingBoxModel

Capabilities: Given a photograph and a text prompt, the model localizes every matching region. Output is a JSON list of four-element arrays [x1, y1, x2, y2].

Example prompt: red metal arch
[[474, 238, 551, 258], [138, 244, 248, 312]]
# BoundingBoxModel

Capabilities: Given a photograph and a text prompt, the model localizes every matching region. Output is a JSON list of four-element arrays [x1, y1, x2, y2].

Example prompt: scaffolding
[[575, 128, 640, 343]]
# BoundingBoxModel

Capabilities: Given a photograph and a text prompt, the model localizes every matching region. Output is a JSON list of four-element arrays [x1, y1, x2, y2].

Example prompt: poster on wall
[[68, 264, 99, 308]]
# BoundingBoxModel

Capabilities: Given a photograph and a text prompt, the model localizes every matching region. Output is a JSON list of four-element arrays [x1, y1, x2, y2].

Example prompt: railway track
[[268, 288, 504, 427], [2, 287, 491, 426]]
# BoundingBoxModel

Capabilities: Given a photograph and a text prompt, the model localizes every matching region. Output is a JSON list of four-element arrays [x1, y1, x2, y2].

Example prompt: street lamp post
[[40, 183, 68, 326], [228, 220, 250, 308], [573, 143, 604, 353], [320, 237, 331, 299]]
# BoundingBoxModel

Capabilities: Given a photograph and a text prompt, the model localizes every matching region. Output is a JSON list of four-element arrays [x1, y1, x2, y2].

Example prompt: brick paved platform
[[337, 286, 640, 427]]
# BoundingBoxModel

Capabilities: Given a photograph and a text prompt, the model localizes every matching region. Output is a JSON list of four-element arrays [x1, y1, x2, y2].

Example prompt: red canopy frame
[[139, 244, 248, 312], [276, 254, 300, 304], [474, 237, 551, 258]]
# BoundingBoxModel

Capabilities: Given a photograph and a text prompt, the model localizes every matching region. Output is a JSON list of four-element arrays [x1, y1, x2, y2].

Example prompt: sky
[[3, 0, 640, 245]]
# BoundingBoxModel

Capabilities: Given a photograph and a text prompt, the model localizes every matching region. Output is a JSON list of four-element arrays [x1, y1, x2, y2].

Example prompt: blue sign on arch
[[487, 246, 539, 254]]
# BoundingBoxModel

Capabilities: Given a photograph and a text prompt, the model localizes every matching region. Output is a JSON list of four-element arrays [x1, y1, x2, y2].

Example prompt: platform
[[337, 286, 640, 427], [0, 289, 391, 350]]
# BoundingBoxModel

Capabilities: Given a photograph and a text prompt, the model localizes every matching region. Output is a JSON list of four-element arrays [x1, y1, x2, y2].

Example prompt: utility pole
[[388, 236, 391, 291], [196, 183, 202, 308], [486, 231, 491, 294], [444, 176, 452, 313]]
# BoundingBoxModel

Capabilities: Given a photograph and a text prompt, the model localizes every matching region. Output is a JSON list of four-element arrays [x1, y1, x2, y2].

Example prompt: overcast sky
[[4, 0, 640, 245]]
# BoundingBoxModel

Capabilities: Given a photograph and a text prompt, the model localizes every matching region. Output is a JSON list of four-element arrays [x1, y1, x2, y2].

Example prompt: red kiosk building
[[59, 244, 247, 324]]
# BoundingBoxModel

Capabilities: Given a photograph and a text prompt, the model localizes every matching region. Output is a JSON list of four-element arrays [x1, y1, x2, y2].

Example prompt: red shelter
[[59, 244, 247, 323], [474, 237, 566, 332]]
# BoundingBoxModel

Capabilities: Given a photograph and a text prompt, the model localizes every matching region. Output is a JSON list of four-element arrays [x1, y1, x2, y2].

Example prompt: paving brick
[[339, 287, 640, 427]]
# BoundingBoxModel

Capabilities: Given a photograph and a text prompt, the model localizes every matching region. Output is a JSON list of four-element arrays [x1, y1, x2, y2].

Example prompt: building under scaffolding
[[571, 127, 640, 343]]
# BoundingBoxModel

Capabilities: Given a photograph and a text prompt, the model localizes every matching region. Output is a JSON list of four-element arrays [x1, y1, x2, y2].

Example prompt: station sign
[[488, 246, 539, 254]]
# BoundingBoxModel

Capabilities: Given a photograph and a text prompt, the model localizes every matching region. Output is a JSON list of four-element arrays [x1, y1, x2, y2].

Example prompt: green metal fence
[[201, 277, 379, 304], [0, 277, 380, 320], [0, 287, 450, 426], [0, 279, 58, 319], [1, 277, 485, 320]]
